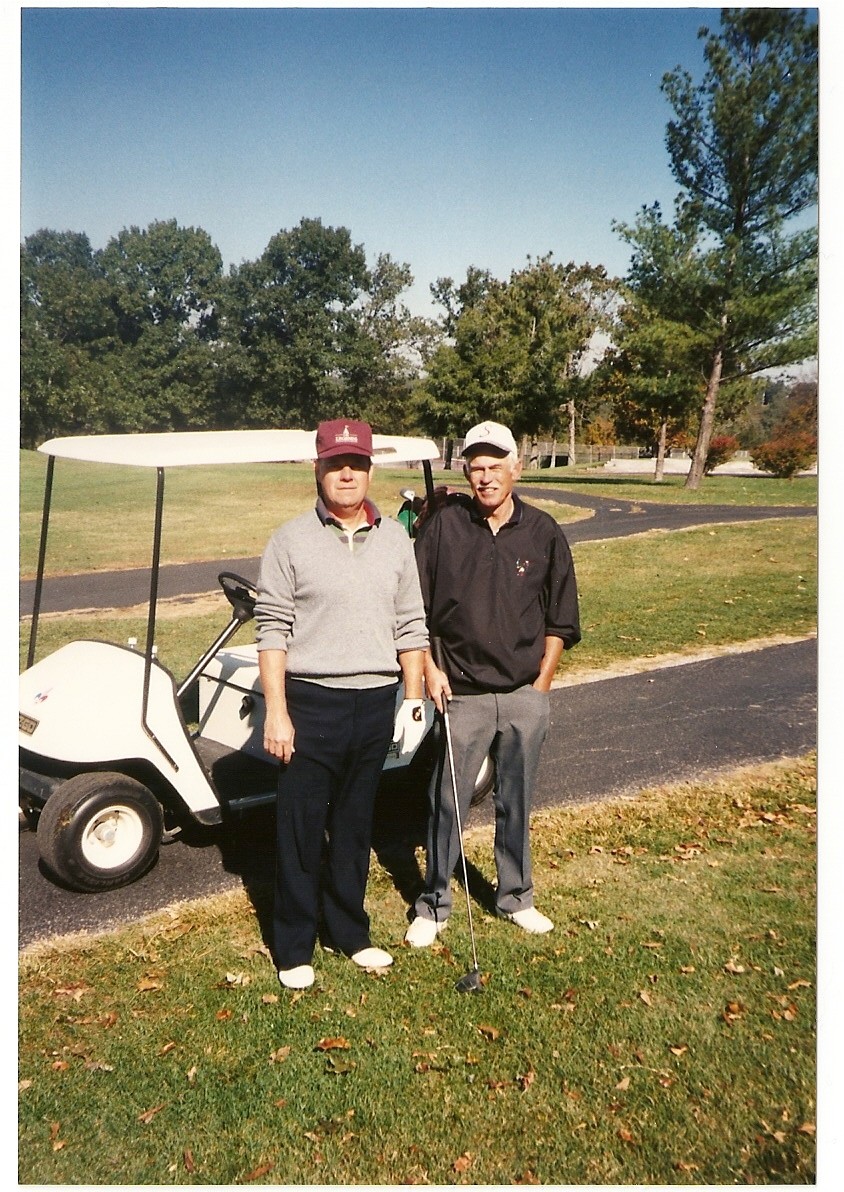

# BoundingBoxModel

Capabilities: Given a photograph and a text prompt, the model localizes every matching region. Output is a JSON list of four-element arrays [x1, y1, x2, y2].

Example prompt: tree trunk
[[686, 344, 725, 490], [530, 438, 539, 468], [444, 438, 454, 470], [550, 438, 557, 468], [567, 400, 577, 466], [654, 419, 667, 482]]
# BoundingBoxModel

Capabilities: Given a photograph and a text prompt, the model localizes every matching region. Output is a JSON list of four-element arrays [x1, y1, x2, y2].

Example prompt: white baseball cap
[[462, 420, 518, 458]]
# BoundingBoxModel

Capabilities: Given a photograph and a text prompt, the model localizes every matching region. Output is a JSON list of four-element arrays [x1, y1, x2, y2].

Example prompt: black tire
[[36, 773, 164, 893]]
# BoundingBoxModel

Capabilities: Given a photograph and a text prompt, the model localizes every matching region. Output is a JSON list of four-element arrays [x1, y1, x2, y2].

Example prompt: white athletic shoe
[[503, 907, 554, 934], [351, 946, 393, 969], [404, 917, 447, 948], [278, 964, 315, 989]]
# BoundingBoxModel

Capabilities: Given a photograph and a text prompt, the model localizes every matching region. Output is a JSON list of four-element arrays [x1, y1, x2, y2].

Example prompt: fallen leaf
[[787, 979, 811, 990], [186, 1065, 198, 1083], [261, 993, 279, 1005], [216, 1009, 232, 1021], [798, 1122, 816, 1136], [675, 1160, 700, 1172], [138, 1103, 166, 1124], [452, 1153, 473, 1173], [478, 1024, 501, 1041], [618, 1127, 635, 1144], [514, 1170, 540, 1185], [137, 977, 164, 992], [242, 1162, 274, 1181], [183, 1150, 196, 1173], [615, 1076, 631, 1091], [668, 1045, 688, 1057], [724, 958, 746, 974], [315, 1037, 350, 1051], [679, 965, 696, 974], [19, 1079, 32, 1092], [159, 1041, 177, 1056], [269, 1046, 291, 1063], [517, 1069, 536, 1092], [638, 990, 653, 1006], [53, 983, 91, 1001]]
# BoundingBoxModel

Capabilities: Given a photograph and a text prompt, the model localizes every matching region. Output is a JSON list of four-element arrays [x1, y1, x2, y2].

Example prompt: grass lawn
[[519, 469, 818, 507], [21, 517, 818, 682], [19, 451, 817, 578], [18, 755, 816, 1185]]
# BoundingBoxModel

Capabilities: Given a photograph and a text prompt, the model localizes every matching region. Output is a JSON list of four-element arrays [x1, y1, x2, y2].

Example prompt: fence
[[438, 438, 642, 469]]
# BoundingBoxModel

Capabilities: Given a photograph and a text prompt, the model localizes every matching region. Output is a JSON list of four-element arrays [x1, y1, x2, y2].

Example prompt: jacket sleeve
[[544, 525, 582, 648], [254, 530, 295, 652]]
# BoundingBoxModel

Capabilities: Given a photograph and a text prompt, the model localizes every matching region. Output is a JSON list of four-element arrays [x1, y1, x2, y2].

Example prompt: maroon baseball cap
[[315, 419, 373, 460]]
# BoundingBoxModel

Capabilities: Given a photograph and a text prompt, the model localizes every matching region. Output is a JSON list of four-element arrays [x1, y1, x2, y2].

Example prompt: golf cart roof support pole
[[26, 453, 55, 670], [140, 468, 178, 771], [422, 458, 435, 507]]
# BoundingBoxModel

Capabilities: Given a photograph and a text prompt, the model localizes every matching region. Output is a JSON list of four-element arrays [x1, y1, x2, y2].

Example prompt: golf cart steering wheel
[[218, 572, 258, 622]]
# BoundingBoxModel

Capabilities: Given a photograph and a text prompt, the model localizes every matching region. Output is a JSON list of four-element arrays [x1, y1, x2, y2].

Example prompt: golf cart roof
[[37, 429, 440, 468]]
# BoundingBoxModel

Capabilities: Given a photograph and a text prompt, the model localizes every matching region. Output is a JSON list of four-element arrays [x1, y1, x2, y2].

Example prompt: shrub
[[751, 431, 817, 479], [704, 433, 740, 473]]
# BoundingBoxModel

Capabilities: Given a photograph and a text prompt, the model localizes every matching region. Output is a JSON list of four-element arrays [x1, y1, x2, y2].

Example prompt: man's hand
[[424, 659, 452, 714], [263, 709, 296, 764]]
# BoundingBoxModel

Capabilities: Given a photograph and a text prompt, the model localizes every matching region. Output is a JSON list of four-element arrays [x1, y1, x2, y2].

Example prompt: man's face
[[464, 451, 521, 514], [316, 454, 373, 515]]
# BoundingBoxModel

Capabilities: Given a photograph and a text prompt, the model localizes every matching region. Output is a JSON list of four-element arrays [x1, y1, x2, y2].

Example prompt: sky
[[15, 2, 727, 318]]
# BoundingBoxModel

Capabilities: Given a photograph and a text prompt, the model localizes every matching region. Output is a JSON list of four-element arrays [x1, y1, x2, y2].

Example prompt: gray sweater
[[255, 508, 428, 689]]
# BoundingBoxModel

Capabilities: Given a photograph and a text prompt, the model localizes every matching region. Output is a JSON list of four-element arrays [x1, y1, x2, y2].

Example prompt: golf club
[[431, 637, 483, 994]]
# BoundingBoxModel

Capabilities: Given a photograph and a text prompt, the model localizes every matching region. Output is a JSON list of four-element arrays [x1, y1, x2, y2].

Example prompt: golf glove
[[392, 698, 427, 755]]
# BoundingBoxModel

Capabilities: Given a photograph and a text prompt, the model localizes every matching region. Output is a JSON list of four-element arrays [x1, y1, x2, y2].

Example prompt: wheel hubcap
[[81, 804, 145, 870]]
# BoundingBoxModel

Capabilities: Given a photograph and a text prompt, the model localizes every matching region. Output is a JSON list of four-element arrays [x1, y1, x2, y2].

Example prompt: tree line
[[21, 10, 818, 488]]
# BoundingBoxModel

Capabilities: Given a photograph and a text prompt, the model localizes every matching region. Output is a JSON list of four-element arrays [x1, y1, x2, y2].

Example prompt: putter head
[[454, 968, 483, 994]]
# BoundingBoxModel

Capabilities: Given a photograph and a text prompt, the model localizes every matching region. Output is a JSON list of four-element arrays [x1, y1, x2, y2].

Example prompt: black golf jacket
[[414, 492, 581, 694]]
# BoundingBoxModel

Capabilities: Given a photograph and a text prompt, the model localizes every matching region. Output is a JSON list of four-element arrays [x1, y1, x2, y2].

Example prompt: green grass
[[19, 451, 817, 577], [571, 517, 817, 674], [19, 755, 817, 1185], [19, 452, 443, 577], [519, 468, 818, 507], [22, 517, 817, 680]]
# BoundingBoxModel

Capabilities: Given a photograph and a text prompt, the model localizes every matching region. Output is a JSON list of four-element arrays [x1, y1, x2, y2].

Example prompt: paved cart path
[[19, 489, 815, 615], [19, 637, 816, 949]]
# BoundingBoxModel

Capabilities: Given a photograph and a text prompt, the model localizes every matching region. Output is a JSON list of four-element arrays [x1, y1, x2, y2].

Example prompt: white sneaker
[[351, 946, 393, 969], [404, 917, 447, 948], [503, 907, 554, 934], [278, 964, 315, 989]]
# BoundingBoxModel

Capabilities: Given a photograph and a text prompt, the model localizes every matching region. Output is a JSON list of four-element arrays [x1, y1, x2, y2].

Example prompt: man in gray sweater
[[256, 419, 428, 989]]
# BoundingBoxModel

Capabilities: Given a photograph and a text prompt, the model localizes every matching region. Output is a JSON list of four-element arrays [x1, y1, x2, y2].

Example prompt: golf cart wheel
[[37, 773, 164, 893], [470, 755, 495, 807]]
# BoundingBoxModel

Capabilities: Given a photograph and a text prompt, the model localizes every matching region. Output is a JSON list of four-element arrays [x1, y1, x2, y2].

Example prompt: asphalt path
[[19, 487, 815, 614], [19, 637, 816, 949], [18, 488, 817, 949]]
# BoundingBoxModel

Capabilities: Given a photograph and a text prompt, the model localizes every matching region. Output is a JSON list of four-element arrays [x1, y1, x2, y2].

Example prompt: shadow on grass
[[209, 753, 497, 959]]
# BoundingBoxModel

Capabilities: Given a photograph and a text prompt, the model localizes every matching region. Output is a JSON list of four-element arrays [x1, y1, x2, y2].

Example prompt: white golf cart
[[19, 429, 493, 893]]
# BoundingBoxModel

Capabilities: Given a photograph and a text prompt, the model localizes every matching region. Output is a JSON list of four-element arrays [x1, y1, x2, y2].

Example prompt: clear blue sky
[[19, 3, 725, 316]]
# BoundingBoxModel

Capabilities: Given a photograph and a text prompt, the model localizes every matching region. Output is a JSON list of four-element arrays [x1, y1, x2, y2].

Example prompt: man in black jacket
[[405, 420, 581, 947]]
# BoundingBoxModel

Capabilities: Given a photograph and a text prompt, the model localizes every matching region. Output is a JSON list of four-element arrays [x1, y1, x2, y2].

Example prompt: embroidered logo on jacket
[[515, 558, 531, 576]]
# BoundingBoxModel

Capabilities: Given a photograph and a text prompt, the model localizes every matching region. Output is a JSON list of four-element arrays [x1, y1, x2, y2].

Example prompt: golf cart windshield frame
[[26, 429, 438, 738]]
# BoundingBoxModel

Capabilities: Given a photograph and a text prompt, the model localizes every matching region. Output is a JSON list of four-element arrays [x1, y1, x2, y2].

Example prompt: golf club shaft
[[440, 700, 480, 973]]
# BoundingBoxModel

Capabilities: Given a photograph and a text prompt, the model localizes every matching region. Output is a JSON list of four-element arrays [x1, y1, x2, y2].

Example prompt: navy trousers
[[273, 678, 397, 969]]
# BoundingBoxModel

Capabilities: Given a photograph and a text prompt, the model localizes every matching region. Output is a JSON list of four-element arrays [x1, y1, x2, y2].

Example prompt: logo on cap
[[335, 425, 358, 445]]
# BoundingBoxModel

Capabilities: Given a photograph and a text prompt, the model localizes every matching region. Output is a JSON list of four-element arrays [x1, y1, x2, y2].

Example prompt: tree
[[659, 8, 818, 489], [99, 219, 223, 343], [417, 256, 611, 457], [20, 230, 117, 445], [218, 217, 371, 427]]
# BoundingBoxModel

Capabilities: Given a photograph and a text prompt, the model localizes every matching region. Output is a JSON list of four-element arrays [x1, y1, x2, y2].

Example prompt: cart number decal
[[19, 713, 39, 736]]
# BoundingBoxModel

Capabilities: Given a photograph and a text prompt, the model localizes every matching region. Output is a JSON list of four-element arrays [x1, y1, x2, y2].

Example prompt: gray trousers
[[414, 685, 551, 921]]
